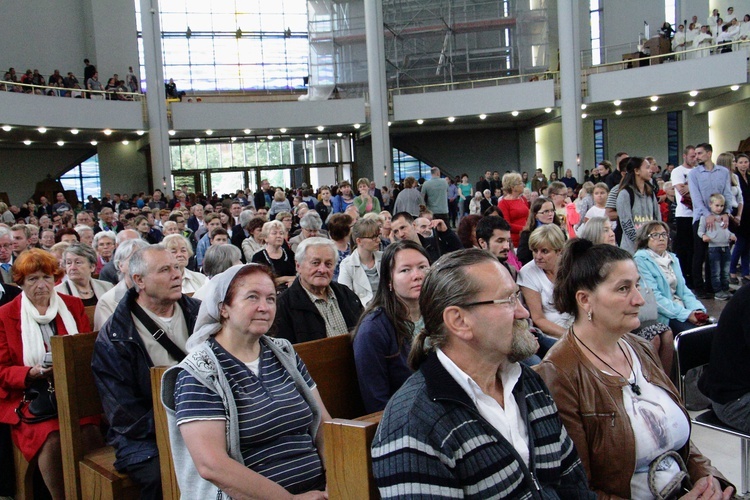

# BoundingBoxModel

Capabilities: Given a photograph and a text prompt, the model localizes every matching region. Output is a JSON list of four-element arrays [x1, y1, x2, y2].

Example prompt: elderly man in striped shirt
[[371, 248, 593, 499]]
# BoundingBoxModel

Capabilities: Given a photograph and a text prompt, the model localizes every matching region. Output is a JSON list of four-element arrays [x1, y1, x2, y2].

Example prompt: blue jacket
[[91, 287, 201, 470], [633, 249, 705, 324], [352, 308, 412, 413], [331, 194, 354, 214]]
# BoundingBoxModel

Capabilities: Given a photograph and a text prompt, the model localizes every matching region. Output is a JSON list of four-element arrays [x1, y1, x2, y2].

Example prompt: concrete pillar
[[139, 0, 172, 194], [364, 0, 392, 186], [557, 0, 583, 177]]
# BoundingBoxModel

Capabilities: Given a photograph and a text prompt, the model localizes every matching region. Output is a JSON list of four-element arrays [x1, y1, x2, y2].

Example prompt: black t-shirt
[[251, 247, 296, 277]]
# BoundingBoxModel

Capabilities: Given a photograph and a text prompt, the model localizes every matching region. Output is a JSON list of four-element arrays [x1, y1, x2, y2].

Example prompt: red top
[[498, 197, 530, 247]]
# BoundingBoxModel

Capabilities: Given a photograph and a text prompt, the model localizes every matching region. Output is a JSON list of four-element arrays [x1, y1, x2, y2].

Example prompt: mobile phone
[[42, 352, 53, 368]]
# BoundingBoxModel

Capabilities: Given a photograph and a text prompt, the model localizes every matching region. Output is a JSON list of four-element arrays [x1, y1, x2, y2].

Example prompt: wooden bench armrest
[[323, 416, 382, 500]]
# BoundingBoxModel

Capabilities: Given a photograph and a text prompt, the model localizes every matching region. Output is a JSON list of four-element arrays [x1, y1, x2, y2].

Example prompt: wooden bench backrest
[[294, 335, 365, 419], [50, 332, 102, 499], [150, 366, 180, 500], [83, 305, 96, 332]]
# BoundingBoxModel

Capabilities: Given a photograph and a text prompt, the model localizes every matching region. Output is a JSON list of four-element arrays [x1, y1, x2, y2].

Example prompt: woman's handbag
[[648, 450, 692, 500], [15, 378, 58, 424]]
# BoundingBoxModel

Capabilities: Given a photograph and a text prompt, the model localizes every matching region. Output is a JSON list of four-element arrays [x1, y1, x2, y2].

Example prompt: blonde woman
[[162, 234, 207, 294]]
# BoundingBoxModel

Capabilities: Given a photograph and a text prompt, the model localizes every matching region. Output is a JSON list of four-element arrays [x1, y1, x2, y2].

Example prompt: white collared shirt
[[436, 348, 530, 466]]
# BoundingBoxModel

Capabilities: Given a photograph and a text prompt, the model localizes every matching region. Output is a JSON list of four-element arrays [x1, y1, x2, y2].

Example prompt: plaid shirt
[[302, 286, 349, 337]]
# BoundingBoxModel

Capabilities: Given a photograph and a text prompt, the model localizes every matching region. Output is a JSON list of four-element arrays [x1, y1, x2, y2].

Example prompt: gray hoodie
[[616, 186, 661, 254]]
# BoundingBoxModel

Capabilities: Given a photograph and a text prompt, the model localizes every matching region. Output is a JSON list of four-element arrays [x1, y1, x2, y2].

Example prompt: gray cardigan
[[161, 336, 322, 499]]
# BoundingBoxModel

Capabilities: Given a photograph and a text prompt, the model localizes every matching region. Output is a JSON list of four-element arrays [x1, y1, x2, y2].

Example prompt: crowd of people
[[0, 150, 747, 498], [2, 59, 139, 99], [660, 8, 749, 58]]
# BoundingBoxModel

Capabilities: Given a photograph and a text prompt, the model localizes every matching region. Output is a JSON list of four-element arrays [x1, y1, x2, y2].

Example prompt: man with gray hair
[[289, 211, 325, 252], [274, 237, 363, 344], [92, 245, 201, 499], [0, 227, 13, 284], [98, 229, 140, 285], [93, 238, 149, 329]]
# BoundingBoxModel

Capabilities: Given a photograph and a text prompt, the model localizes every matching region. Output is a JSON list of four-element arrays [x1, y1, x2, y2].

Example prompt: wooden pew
[[150, 366, 180, 500], [51, 332, 140, 499], [83, 305, 96, 332]]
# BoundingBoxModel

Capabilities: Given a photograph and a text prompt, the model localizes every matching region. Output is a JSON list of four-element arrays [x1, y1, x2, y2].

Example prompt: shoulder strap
[[129, 294, 187, 362]]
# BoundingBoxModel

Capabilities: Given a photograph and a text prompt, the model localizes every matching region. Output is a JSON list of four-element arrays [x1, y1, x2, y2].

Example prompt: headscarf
[[186, 264, 245, 352]]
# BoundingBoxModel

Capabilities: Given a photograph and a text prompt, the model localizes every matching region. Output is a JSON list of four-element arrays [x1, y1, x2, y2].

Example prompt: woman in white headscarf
[[161, 264, 331, 499]]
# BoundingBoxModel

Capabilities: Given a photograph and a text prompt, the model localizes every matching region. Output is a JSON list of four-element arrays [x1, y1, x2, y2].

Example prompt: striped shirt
[[174, 338, 323, 493]]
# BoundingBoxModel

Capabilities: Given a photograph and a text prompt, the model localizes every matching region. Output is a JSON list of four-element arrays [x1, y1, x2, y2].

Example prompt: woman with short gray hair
[[93, 230, 117, 274], [289, 212, 324, 252], [55, 242, 113, 306], [192, 245, 243, 300], [251, 220, 296, 289], [163, 234, 207, 294]]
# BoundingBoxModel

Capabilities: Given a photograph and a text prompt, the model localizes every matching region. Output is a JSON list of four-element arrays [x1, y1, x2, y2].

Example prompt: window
[[392, 149, 433, 182], [667, 112, 679, 166], [593, 119, 606, 165], [59, 155, 101, 202], [135, 0, 310, 91], [665, 0, 676, 29], [589, 0, 603, 65]]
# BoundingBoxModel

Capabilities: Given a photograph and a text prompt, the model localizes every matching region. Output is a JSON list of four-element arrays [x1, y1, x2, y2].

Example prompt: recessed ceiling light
[[581, 113, 587, 119], [305, 134, 310, 138], [38, 127, 47, 134], [91, 140, 98, 146], [194, 138, 200, 143], [279, 128, 287, 133], [1, 125, 11, 132], [613, 100, 622, 106], [353, 123, 361, 129], [168, 129, 176, 136], [688, 101, 696, 107], [615, 110, 623, 115], [57, 141, 64, 146], [447, 117, 455, 122], [205, 129, 213, 135], [290, 138, 296, 141], [544, 107, 552, 113], [511, 111, 519, 117], [267, 135, 274, 140], [689, 90, 698, 97], [230, 137, 237, 142], [416, 119, 424, 125], [122, 140, 129, 145], [317, 126, 325, 131], [103, 129, 112, 135], [387, 121, 392, 126], [479, 114, 487, 120], [581, 104, 587, 110], [23, 140, 31, 145], [731, 85, 740, 91], [70, 129, 79, 135], [336, 132, 343, 137], [650, 105, 658, 111], [243, 129, 252, 134], [317, 137, 323, 141], [136, 130, 145, 136], [650, 96, 659, 102]]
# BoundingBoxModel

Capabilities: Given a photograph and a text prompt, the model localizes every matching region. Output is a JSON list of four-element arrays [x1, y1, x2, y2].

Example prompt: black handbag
[[16, 378, 57, 424]]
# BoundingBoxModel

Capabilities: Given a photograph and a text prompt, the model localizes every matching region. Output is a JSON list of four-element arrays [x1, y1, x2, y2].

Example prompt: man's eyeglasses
[[460, 290, 521, 309], [648, 232, 669, 240]]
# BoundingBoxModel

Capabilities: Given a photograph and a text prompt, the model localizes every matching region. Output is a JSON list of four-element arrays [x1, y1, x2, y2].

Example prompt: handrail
[[387, 70, 559, 97], [0, 79, 144, 101]]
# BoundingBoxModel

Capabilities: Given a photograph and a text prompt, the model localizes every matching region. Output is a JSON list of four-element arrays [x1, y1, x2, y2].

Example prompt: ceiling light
[[479, 114, 487, 120], [581, 113, 587, 119], [103, 129, 112, 135], [243, 129, 252, 134], [194, 138, 200, 143], [205, 129, 213, 136], [511, 111, 519, 117], [613, 100, 622, 106], [57, 141, 64, 146], [70, 129, 79, 135], [416, 119, 424, 125], [23, 140, 31, 145], [581, 104, 587, 110], [447, 116, 455, 122], [731, 85, 740, 91], [168, 130, 176, 136], [650, 105, 658, 111], [615, 110, 623, 116], [336, 132, 343, 137], [122, 140, 129, 145], [136, 130, 145, 136], [230, 137, 237, 142], [38, 127, 47, 134], [353, 123, 361, 129], [650, 96, 659, 102], [689, 90, 698, 97], [305, 134, 310, 138], [688, 101, 696, 107], [317, 137, 323, 141], [387, 121, 392, 126], [267, 135, 274, 140], [290, 138, 296, 141], [317, 126, 325, 131], [279, 128, 287, 133], [1, 125, 11, 132], [544, 107, 552, 113], [90, 140, 98, 146]]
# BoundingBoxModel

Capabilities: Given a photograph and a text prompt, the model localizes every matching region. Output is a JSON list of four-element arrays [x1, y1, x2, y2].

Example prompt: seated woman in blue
[[161, 264, 331, 499], [352, 240, 430, 413]]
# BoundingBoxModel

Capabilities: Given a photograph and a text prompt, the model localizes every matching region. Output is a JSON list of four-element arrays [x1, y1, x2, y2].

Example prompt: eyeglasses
[[460, 290, 521, 309], [648, 232, 669, 240]]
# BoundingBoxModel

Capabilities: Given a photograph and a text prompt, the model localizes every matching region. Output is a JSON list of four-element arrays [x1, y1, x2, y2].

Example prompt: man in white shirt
[[672, 145, 697, 287]]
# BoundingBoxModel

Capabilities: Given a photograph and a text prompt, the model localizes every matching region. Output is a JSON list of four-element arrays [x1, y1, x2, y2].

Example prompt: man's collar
[[301, 283, 333, 302]]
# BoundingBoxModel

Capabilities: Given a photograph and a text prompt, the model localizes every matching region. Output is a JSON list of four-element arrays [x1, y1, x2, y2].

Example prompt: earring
[[587, 310, 593, 322]]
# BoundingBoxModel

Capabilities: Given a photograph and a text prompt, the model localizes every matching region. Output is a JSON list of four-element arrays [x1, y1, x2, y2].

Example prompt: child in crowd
[[699, 193, 735, 300]]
